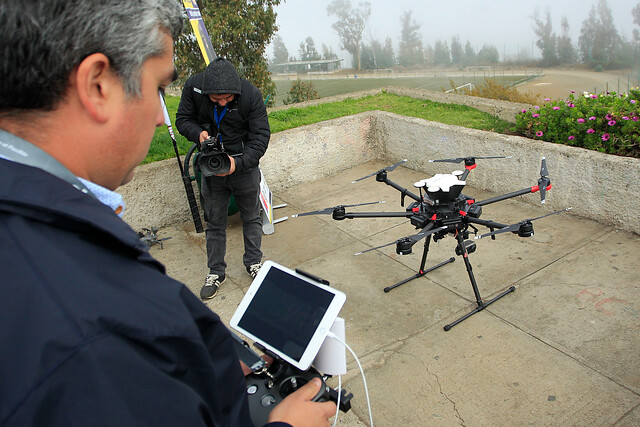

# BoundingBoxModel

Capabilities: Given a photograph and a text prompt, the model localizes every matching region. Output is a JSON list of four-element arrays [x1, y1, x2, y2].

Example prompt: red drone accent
[[459, 210, 467, 216], [531, 184, 552, 193], [465, 164, 477, 170], [467, 199, 475, 204], [431, 214, 437, 220]]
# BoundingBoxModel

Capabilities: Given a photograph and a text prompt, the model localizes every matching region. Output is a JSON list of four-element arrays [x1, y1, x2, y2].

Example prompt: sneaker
[[200, 274, 225, 300], [246, 263, 262, 279]]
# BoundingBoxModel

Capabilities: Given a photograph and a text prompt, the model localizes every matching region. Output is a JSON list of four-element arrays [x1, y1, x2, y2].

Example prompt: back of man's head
[[201, 57, 242, 95], [0, 0, 182, 115]]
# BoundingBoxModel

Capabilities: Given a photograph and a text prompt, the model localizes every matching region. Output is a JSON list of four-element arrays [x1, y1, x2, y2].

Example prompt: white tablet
[[230, 260, 346, 371]]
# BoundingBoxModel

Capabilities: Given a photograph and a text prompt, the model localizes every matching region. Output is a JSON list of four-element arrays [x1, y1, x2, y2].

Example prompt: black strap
[[0, 129, 95, 198]]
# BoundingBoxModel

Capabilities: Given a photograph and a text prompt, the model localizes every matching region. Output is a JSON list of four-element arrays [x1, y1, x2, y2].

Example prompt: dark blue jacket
[[0, 158, 268, 426]]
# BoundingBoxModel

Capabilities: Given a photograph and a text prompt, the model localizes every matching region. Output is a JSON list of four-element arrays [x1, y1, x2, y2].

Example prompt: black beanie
[[201, 57, 242, 95]]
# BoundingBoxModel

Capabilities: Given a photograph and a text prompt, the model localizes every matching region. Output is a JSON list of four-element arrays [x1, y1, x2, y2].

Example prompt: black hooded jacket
[[175, 75, 270, 173]]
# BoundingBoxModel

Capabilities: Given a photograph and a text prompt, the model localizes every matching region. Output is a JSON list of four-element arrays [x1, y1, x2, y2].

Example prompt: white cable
[[332, 374, 341, 427], [326, 331, 374, 427]]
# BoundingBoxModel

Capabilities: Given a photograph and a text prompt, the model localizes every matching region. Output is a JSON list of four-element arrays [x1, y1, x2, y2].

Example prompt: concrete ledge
[[121, 111, 640, 235]]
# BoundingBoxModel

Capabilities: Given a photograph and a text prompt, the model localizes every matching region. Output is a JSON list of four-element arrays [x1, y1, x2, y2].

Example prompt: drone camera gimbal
[[294, 156, 570, 331]]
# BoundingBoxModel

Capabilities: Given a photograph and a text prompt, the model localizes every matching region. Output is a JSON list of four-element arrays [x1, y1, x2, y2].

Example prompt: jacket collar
[[0, 159, 162, 270]]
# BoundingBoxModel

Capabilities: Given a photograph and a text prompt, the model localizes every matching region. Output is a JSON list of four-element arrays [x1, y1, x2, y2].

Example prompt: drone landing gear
[[384, 231, 516, 331], [384, 235, 455, 293]]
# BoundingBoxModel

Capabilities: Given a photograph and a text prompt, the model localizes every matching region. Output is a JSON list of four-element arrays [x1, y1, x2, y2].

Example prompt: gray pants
[[201, 167, 263, 276]]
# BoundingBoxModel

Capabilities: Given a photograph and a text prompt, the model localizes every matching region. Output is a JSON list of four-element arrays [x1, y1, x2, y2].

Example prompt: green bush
[[282, 79, 320, 105], [515, 90, 640, 158]]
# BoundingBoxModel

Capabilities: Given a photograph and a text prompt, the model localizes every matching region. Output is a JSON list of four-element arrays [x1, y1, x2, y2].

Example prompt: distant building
[[270, 58, 344, 74]]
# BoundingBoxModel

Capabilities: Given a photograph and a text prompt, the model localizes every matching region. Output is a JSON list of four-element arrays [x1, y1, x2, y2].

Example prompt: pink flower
[[634, 117, 639, 122], [571, 90, 576, 93], [577, 118, 585, 123], [536, 131, 544, 137], [623, 116, 629, 120], [632, 100, 637, 104], [602, 133, 610, 141], [532, 113, 540, 118], [535, 106, 540, 110], [545, 98, 551, 101], [605, 114, 613, 120], [591, 95, 598, 99], [589, 116, 596, 121], [521, 109, 527, 113], [587, 129, 595, 134], [553, 106, 560, 110], [568, 103, 575, 108], [608, 120, 616, 126], [568, 135, 575, 140]]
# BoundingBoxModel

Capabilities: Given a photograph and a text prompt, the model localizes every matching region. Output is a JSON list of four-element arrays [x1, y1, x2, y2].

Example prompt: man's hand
[[267, 378, 337, 427], [215, 155, 236, 176], [199, 130, 210, 143]]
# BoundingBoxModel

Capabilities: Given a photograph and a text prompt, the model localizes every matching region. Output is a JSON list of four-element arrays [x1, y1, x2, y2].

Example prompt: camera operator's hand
[[267, 378, 336, 427], [215, 155, 236, 176], [199, 130, 210, 143]]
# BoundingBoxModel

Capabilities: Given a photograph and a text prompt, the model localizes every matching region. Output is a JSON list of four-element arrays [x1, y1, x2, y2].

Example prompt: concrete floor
[[150, 160, 640, 427]]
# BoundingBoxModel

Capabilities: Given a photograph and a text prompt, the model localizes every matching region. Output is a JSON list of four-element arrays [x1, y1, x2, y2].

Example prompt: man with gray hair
[[0, 1, 335, 426]]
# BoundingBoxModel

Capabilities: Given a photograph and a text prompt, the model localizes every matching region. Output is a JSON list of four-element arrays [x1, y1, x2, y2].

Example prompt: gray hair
[[0, 0, 183, 112]]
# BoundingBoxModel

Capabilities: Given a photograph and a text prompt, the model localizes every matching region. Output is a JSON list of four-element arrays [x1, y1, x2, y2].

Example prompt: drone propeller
[[537, 157, 551, 204], [475, 207, 571, 240], [429, 156, 512, 164], [351, 159, 408, 183], [354, 224, 449, 255], [292, 201, 385, 218]]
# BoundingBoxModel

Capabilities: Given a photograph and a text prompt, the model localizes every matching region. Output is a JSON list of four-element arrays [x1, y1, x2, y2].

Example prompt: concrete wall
[[121, 111, 640, 235]]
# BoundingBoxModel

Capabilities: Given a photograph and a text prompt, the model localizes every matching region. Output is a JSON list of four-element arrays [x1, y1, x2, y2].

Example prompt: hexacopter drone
[[294, 157, 570, 331]]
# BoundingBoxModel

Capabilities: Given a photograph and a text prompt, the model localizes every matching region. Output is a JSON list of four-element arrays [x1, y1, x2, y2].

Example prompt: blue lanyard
[[213, 105, 227, 142]]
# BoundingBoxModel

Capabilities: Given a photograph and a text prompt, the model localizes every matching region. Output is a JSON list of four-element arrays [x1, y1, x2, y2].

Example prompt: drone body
[[294, 157, 568, 331]]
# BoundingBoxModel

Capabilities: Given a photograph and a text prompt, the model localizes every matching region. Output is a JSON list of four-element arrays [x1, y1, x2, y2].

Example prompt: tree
[[398, 11, 424, 67], [322, 44, 339, 60], [476, 44, 500, 64], [556, 16, 577, 65], [463, 41, 476, 65], [361, 39, 394, 69], [578, 0, 622, 68], [633, 3, 640, 44], [532, 7, 559, 66], [450, 35, 463, 66], [174, 0, 281, 105], [381, 37, 396, 68], [298, 37, 321, 61], [272, 34, 289, 65], [433, 40, 451, 66], [327, 0, 371, 70]]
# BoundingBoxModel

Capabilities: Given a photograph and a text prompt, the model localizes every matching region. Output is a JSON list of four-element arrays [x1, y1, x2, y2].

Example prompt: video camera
[[198, 136, 231, 176]]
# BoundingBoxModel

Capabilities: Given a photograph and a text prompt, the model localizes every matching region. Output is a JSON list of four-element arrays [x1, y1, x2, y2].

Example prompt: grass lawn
[[273, 75, 526, 106], [146, 91, 514, 165]]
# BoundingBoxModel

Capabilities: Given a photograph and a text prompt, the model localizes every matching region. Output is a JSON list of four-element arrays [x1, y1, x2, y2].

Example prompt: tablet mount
[[245, 343, 353, 426]]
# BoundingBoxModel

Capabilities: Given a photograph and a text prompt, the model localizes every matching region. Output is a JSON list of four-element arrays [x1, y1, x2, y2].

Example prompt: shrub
[[515, 90, 640, 158], [282, 79, 320, 105], [448, 78, 541, 105]]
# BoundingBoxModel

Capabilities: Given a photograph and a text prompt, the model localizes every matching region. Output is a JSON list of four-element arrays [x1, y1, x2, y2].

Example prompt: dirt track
[[516, 68, 638, 100]]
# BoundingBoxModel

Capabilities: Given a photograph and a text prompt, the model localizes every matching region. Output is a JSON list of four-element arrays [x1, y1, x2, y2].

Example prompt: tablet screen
[[236, 266, 335, 362]]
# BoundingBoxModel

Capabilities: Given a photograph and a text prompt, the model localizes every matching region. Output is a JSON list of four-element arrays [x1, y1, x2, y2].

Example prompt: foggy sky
[[272, 0, 638, 65]]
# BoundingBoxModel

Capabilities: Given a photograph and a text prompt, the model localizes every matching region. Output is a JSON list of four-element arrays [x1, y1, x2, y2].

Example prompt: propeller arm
[[475, 208, 571, 239]]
